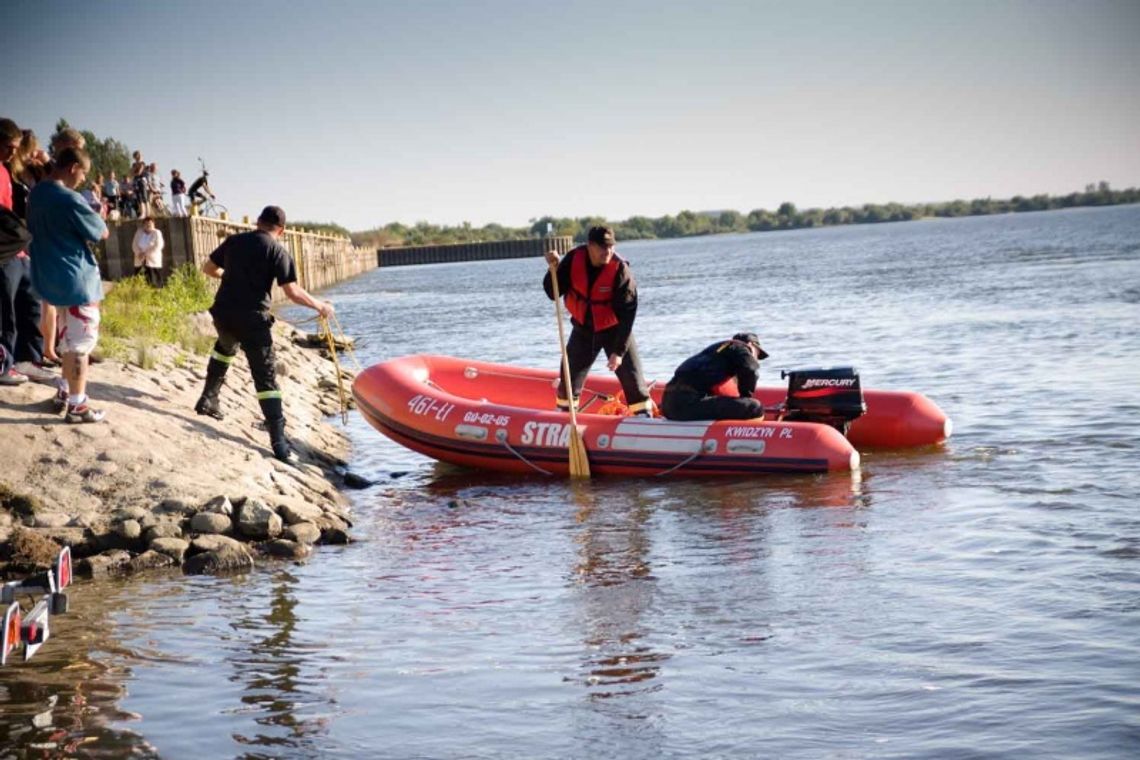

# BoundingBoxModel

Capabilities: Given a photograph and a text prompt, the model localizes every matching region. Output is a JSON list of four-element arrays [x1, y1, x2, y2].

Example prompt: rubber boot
[[260, 397, 296, 463], [194, 357, 228, 420]]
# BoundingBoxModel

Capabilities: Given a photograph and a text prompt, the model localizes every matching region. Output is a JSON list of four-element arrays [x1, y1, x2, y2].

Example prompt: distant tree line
[[351, 183, 1139, 248], [289, 221, 352, 238], [55, 118, 132, 182], [352, 220, 530, 249]]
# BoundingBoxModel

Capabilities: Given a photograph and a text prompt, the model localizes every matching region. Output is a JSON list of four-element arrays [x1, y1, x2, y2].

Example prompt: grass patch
[[0, 482, 43, 518], [101, 264, 216, 364]]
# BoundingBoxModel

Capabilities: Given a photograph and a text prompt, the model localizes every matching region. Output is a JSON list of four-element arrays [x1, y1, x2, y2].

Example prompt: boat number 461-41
[[407, 394, 456, 421]]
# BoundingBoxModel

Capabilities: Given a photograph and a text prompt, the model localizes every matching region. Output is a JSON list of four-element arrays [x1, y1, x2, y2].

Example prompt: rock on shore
[[0, 321, 359, 578]]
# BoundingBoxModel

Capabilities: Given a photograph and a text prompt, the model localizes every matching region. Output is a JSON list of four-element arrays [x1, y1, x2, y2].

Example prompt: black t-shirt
[[669, 339, 760, 397], [209, 230, 297, 314]]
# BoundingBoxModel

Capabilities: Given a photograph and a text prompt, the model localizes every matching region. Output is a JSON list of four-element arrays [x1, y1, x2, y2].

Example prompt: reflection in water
[[569, 485, 669, 702], [229, 569, 330, 757], [0, 578, 161, 756]]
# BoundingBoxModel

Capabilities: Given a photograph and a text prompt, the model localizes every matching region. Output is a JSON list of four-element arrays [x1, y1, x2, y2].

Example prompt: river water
[[2, 206, 1138, 758]]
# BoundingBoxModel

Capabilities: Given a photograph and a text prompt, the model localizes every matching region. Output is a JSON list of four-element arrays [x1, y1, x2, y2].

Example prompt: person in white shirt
[[131, 217, 165, 287], [170, 169, 188, 216]]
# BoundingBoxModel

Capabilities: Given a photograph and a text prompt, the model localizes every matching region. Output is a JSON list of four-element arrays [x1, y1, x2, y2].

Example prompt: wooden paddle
[[548, 259, 591, 478]]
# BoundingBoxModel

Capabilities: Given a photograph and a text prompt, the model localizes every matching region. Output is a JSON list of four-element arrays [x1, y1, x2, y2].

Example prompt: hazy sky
[[8, 0, 1139, 230]]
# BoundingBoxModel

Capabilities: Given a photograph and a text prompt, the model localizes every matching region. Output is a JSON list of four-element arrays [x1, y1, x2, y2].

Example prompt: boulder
[[276, 498, 323, 525], [314, 513, 349, 534], [144, 521, 183, 543], [76, 549, 132, 579], [183, 544, 254, 576], [317, 527, 350, 545], [341, 471, 373, 489], [236, 499, 282, 540], [260, 539, 311, 560], [150, 537, 190, 563], [114, 519, 142, 541], [190, 512, 232, 535], [156, 498, 196, 517], [126, 550, 176, 574], [201, 495, 233, 517], [112, 506, 149, 522], [284, 522, 321, 546], [189, 534, 244, 555]]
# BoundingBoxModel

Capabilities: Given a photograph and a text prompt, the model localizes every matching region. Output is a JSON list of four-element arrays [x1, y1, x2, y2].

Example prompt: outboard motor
[[781, 367, 866, 435]]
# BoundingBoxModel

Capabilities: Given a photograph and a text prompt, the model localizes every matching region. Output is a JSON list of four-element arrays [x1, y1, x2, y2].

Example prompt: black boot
[[194, 394, 224, 420], [266, 417, 296, 463], [194, 357, 229, 420], [260, 397, 296, 463]]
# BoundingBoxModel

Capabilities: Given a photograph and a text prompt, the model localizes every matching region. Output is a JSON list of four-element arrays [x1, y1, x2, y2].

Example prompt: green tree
[[716, 210, 744, 232], [746, 209, 777, 231], [54, 117, 132, 184]]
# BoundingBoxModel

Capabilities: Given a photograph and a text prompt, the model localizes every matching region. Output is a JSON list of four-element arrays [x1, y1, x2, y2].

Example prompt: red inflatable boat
[[352, 355, 952, 477]]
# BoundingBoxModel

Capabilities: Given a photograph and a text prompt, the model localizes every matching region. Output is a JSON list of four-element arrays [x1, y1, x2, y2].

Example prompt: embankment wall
[[376, 236, 574, 267], [101, 217, 375, 296]]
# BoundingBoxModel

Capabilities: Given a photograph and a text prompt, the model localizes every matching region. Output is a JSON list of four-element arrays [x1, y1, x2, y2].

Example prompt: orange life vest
[[565, 246, 621, 332]]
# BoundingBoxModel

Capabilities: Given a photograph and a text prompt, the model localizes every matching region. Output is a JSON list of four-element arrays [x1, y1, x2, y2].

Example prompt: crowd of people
[[2, 114, 335, 464], [77, 153, 214, 222], [0, 119, 201, 422], [1, 118, 108, 422]]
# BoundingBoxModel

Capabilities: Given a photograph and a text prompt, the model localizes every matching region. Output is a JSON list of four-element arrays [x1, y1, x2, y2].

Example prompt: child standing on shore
[[27, 147, 110, 423]]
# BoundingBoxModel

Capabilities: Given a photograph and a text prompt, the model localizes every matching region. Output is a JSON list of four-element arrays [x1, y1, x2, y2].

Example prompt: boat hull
[[353, 355, 951, 477]]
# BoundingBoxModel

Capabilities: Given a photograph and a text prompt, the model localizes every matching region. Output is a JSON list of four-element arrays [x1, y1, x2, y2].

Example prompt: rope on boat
[[654, 448, 703, 477], [499, 437, 554, 475]]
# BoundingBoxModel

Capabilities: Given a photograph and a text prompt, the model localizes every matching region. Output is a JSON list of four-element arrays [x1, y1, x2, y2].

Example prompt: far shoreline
[[348, 186, 1140, 250]]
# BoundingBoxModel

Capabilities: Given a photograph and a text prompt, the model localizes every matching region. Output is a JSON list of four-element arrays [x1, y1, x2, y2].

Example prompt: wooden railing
[[101, 217, 375, 297]]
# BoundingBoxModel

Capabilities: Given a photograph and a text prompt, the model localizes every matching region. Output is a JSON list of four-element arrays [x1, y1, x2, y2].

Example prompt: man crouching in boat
[[660, 333, 769, 421], [543, 225, 654, 417]]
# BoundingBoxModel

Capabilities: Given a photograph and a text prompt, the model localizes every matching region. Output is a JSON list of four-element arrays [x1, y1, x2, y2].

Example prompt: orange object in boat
[[352, 355, 951, 477]]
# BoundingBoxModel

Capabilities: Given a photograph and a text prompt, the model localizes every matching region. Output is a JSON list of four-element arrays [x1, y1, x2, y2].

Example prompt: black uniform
[[188, 175, 211, 204], [542, 248, 651, 413], [195, 230, 296, 454], [660, 339, 765, 421]]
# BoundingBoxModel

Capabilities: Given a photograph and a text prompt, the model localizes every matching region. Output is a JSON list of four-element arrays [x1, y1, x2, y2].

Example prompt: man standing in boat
[[543, 225, 654, 417], [660, 333, 769, 421], [193, 205, 335, 463]]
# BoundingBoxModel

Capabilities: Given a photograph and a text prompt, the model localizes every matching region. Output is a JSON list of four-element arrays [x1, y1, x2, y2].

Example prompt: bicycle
[[192, 194, 228, 219], [189, 157, 226, 218]]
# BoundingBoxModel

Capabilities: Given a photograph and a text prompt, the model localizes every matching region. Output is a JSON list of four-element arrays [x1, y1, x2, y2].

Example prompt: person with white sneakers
[[27, 147, 110, 423]]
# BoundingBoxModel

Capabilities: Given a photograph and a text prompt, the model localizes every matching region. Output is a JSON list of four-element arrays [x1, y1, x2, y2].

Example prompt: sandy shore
[[0, 320, 360, 577]]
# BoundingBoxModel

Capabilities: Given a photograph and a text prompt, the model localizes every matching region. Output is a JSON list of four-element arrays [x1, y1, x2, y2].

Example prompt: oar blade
[[568, 425, 591, 478]]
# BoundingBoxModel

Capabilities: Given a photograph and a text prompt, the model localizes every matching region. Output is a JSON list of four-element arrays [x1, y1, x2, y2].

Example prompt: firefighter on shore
[[660, 332, 769, 421], [194, 205, 334, 462], [543, 225, 654, 417]]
